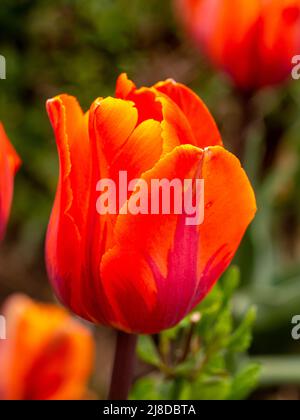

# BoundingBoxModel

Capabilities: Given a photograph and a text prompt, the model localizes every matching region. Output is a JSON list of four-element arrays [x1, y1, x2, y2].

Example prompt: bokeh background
[[1, 0, 300, 399]]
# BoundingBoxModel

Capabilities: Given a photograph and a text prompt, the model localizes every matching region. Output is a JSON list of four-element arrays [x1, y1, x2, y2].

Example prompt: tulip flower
[[174, 0, 300, 90], [0, 295, 94, 400], [0, 123, 21, 240], [46, 74, 256, 335]]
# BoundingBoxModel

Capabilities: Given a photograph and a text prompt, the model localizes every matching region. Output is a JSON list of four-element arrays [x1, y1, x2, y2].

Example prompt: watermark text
[[96, 171, 205, 226], [291, 315, 300, 340], [0, 315, 6, 340], [0, 55, 6, 80], [292, 55, 300, 80]]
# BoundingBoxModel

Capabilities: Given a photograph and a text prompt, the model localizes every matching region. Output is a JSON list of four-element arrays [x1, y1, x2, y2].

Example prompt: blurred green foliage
[[1, 0, 300, 398], [132, 267, 260, 400]]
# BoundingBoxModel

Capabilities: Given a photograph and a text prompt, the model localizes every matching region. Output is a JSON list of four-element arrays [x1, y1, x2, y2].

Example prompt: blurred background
[[1, 0, 300, 400]]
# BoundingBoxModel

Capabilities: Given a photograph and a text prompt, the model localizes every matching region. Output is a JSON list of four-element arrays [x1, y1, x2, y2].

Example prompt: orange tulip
[[46, 74, 256, 334], [0, 123, 21, 240], [174, 0, 300, 90], [0, 295, 94, 400]]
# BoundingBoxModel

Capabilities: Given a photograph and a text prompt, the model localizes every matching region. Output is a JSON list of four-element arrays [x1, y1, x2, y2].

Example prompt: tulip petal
[[90, 97, 163, 201], [116, 74, 222, 153], [107, 119, 163, 189], [115, 73, 163, 123], [0, 123, 21, 175], [46, 95, 90, 306], [154, 79, 222, 148], [0, 295, 94, 400], [158, 95, 197, 154], [0, 123, 21, 240], [46, 95, 90, 228], [115, 73, 136, 98], [100, 145, 256, 333], [193, 146, 257, 303], [73, 98, 163, 326], [90, 97, 138, 167], [100, 144, 204, 333]]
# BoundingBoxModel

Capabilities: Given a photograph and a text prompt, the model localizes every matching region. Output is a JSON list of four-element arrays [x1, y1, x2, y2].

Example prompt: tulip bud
[[174, 0, 300, 90]]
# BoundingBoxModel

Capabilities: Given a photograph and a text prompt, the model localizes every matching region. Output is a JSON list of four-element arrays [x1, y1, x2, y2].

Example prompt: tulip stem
[[234, 90, 255, 161], [108, 330, 137, 400]]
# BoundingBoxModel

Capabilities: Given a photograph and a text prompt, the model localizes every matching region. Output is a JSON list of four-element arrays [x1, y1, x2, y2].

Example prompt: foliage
[[132, 267, 260, 400]]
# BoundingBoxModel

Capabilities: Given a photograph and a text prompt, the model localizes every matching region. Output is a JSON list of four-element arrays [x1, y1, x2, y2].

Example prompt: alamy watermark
[[291, 315, 300, 340], [292, 55, 300, 80], [96, 171, 205, 226], [0, 315, 6, 340], [0, 55, 6, 80]]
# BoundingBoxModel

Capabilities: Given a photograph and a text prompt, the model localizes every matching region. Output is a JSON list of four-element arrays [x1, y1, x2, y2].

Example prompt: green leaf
[[202, 352, 227, 376], [178, 382, 193, 400], [135, 265, 259, 400], [221, 266, 240, 303], [190, 376, 232, 400], [209, 307, 233, 346], [229, 306, 257, 352], [229, 363, 261, 400], [130, 376, 173, 400], [137, 335, 160, 367]]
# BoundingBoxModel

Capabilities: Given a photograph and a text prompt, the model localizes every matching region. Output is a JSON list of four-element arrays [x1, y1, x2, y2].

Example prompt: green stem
[[171, 377, 184, 400], [108, 330, 137, 400], [233, 90, 255, 162]]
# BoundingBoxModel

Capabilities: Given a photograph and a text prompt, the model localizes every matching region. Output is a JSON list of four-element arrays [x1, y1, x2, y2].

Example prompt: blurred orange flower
[[0, 123, 21, 240], [45, 74, 256, 334], [0, 295, 94, 400], [174, 0, 300, 90]]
